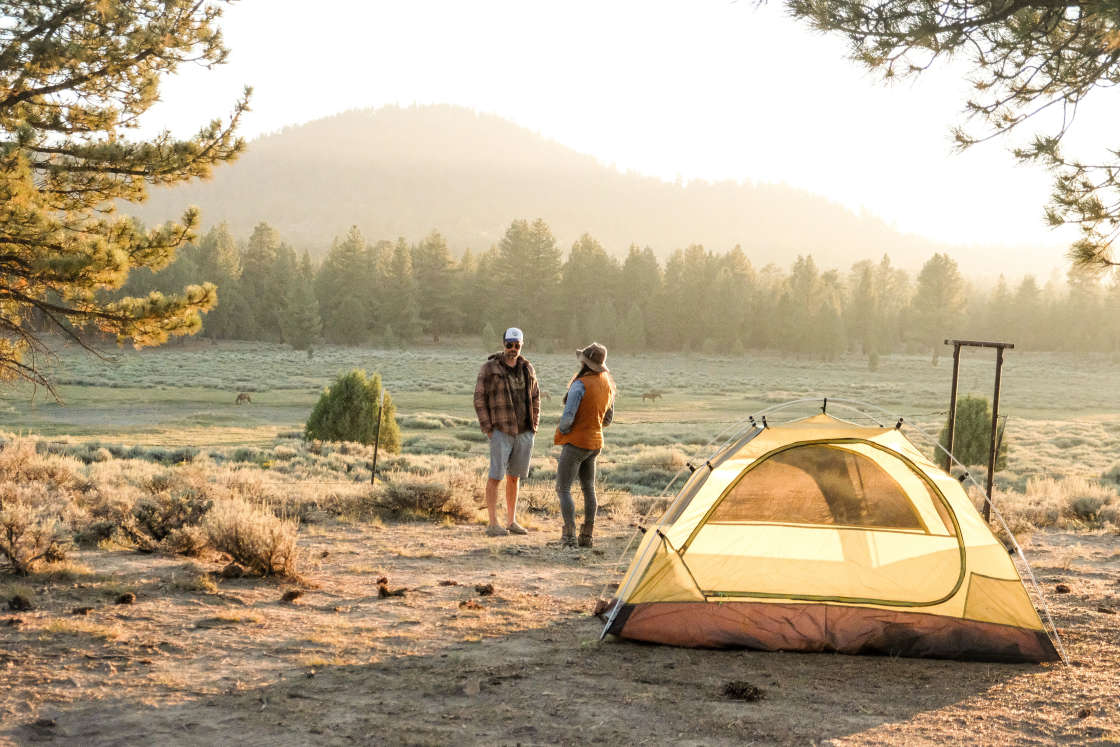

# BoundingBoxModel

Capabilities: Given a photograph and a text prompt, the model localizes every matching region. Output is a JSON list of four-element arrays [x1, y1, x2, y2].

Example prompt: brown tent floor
[[607, 600, 1060, 663]]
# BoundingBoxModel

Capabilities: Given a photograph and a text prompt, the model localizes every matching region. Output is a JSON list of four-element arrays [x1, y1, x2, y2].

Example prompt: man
[[473, 326, 540, 536]]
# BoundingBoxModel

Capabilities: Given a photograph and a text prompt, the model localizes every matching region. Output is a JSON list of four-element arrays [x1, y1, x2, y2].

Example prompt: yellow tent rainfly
[[601, 403, 1062, 663]]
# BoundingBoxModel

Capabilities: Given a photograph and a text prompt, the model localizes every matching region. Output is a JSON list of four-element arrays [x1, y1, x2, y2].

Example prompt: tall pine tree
[[0, 1, 247, 391], [281, 251, 321, 351], [496, 219, 561, 339], [412, 231, 458, 342]]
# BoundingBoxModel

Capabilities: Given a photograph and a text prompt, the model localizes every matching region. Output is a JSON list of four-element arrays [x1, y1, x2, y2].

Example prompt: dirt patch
[[0, 522, 1116, 745]]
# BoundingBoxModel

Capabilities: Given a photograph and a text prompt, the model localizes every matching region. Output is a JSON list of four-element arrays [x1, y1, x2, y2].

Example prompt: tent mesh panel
[[709, 445, 925, 529]]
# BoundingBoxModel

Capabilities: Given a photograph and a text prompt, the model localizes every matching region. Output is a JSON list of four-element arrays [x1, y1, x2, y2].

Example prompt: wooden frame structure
[[943, 339, 1013, 521]]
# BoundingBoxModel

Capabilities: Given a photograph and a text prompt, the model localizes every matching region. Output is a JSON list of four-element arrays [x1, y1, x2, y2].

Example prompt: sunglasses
[[504, 341, 521, 349]]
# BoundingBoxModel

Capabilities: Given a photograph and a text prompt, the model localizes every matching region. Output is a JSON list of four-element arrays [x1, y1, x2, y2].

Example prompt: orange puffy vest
[[554, 373, 613, 450]]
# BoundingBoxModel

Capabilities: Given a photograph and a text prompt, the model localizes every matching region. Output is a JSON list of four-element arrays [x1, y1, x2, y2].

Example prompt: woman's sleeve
[[557, 380, 585, 433]]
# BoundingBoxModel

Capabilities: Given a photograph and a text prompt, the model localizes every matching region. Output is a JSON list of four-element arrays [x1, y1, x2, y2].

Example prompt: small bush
[[937, 396, 1008, 469], [0, 484, 73, 575], [399, 415, 445, 430], [204, 498, 300, 577], [377, 475, 475, 521], [598, 489, 634, 519], [1102, 462, 1120, 485], [403, 434, 469, 455], [305, 369, 400, 452], [631, 446, 688, 469], [520, 481, 559, 515], [160, 525, 208, 556], [998, 476, 1119, 530], [1070, 495, 1108, 523], [121, 487, 213, 553], [0, 439, 83, 489], [633, 495, 671, 517]]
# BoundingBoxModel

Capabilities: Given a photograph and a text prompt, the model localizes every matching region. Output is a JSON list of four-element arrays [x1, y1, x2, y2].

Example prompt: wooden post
[[985, 347, 1006, 522], [944, 340, 963, 472], [370, 387, 385, 484]]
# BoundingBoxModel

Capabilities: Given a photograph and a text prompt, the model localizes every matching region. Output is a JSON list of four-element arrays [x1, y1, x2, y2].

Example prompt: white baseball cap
[[503, 327, 524, 343]]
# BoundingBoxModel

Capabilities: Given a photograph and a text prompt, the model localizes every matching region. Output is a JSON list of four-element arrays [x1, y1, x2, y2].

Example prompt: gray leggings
[[556, 443, 601, 530]]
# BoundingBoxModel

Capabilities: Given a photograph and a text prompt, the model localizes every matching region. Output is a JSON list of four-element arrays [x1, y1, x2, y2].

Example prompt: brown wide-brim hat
[[577, 342, 608, 372]]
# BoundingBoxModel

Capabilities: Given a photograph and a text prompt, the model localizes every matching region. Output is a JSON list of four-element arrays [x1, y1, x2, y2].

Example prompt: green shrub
[[305, 369, 400, 451], [937, 395, 1008, 469]]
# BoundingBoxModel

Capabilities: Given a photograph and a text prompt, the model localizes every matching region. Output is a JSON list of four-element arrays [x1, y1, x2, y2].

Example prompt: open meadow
[[0, 340, 1118, 744]]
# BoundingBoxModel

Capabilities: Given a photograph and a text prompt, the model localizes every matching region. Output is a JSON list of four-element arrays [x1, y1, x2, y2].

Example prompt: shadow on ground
[[7, 613, 1040, 746]]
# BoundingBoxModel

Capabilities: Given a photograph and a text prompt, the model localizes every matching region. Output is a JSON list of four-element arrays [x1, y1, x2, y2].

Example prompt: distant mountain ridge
[[130, 104, 945, 268]]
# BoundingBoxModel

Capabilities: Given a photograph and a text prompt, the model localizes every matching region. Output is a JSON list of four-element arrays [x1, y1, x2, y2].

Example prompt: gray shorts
[[488, 430, 535, 480]]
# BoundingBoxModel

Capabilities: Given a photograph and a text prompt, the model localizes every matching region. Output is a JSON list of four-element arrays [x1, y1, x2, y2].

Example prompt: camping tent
[[601, 410, 1061, 662]]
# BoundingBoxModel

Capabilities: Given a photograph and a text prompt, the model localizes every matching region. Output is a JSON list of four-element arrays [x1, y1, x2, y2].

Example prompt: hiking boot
[[561, 534, 577, 549], [506, 521, 528, 535], [578, 522, 594, 548], [485, 524, 508, 537]]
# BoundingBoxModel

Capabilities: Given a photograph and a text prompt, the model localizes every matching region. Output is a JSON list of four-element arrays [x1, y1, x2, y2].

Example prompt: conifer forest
[[124, 217, 1120, 361]]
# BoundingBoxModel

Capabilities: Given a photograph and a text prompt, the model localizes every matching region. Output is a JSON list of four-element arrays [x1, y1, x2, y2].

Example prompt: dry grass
[[375, 472, 477, 521], [0, 482, 74, 575], [988, 475, 1120, 536], [169, 566, 219, 593], [204, 498, 301, 577], [42, 618, 121, 640], [0, 512, 1108, 744]]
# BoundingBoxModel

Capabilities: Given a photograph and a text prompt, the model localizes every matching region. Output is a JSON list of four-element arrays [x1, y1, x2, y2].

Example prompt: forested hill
[[129, 105, 941, 266]]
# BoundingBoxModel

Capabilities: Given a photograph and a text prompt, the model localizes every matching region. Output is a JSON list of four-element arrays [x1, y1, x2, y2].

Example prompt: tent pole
[[944, 340, 962, 472]]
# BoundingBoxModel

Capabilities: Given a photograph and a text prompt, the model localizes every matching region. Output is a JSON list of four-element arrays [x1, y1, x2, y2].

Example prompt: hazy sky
[[148, 0, 1120, 274]]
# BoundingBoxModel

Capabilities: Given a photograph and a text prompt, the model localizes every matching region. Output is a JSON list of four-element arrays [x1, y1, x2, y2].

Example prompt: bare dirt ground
[[1, 517, 1117, 746]]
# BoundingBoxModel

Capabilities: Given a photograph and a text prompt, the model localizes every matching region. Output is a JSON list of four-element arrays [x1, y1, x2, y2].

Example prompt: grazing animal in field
[[641, 391, 662, 403], [235, 392, 252, 405]]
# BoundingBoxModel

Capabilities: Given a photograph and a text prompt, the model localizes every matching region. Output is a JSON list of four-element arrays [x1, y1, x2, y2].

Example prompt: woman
[[554, 342, 615, 548]]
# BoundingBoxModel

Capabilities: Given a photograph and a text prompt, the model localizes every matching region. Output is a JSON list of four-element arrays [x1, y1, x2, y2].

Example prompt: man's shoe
[[577, 533, 593, 548], [561, 533, 576, 548], [486, 524, 508, 537], [506, 521, 528, 535]]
